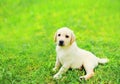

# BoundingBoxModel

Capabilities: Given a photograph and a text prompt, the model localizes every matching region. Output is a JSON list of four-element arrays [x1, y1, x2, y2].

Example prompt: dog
[[53, 27, 108, 80]]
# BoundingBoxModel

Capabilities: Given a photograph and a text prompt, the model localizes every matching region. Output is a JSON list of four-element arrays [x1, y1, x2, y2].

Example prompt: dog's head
[[54, 27, 75, 47]]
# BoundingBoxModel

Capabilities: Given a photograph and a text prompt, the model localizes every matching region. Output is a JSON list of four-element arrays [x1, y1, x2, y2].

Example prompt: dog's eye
[[58, 34, 61, 36], [65, 35, 69, 38]]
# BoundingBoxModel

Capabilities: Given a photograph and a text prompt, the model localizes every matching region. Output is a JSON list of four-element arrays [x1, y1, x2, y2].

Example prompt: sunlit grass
[[0, 0, 120, 84]]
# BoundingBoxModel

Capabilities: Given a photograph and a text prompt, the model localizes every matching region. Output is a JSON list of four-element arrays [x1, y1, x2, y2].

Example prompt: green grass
[[0, 0, 120, 84]]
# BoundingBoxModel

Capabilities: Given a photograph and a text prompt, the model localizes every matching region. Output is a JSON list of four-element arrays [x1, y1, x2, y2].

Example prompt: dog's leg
[[53, 64, 70, 79], [53, 58, 61, 71], [80, 64, 94, 80]]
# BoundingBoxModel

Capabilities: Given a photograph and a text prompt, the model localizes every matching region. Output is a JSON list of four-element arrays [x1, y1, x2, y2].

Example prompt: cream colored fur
[[53, 27, 108, 80]]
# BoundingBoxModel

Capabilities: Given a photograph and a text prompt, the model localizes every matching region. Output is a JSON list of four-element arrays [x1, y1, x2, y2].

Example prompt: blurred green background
[[0, 0, 120, 84]]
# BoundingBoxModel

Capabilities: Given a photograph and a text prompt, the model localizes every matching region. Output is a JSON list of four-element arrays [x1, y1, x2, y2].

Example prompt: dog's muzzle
[[59, 40, 64, 46]]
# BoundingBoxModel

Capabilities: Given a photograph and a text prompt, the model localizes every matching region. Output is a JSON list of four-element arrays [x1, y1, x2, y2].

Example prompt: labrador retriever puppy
[[53, 27, 108, 80]]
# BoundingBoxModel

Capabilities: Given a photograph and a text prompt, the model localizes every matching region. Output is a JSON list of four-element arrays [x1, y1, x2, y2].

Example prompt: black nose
[[59, 40, 64, 46]]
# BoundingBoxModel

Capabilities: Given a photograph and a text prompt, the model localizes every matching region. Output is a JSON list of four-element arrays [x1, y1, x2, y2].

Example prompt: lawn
[[0, 0, 120, 84]]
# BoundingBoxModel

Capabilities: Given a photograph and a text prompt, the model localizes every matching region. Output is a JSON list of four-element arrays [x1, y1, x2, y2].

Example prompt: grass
[[0, 0, 120, 84]]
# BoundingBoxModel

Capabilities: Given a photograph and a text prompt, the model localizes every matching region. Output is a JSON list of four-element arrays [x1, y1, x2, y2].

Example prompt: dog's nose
[[59, 40, 64, 45], [59, 40, 64, 44]]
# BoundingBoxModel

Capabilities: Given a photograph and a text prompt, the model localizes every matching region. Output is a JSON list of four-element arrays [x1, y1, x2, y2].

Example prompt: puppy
[[53, 27, 108, 80]]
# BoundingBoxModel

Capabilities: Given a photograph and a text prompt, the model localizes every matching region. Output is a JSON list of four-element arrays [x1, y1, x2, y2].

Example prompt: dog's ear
[[70, 31, 75, 44], [54, 32, 57, 42]]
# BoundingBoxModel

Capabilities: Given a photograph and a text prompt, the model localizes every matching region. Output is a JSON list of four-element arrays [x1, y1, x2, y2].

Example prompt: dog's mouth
[[59, 43, 64, 46]]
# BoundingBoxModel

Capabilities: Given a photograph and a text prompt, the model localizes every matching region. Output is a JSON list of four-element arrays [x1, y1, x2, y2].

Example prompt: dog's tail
[[97, 58, 109, 64]]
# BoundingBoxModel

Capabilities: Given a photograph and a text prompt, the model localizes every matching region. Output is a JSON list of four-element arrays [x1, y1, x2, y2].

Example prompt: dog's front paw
[[53, 73, 62, 79]]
